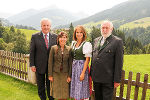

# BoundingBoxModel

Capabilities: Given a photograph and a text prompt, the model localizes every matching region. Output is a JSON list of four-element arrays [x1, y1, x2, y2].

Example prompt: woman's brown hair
[[73, 25, 87, 42], [57, 31, 68, 45], [55, 31, 68, 54]]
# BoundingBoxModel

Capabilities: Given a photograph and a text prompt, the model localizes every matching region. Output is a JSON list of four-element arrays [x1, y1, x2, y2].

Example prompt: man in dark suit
[[91, 20, 124, 100], [30, 18, 57, 100]]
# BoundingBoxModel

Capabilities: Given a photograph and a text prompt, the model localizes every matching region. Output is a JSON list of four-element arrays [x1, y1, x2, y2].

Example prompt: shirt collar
[[102, 34, 112, 41], [42, 32, 49, 37]]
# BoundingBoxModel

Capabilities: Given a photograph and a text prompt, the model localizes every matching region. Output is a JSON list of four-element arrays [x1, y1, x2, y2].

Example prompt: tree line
[[0, 20, 150, 54], [122, 26, 150, 45], [15, 24, 36, 30], [0, 20, 29, 54], [67, 23, 150, 54]]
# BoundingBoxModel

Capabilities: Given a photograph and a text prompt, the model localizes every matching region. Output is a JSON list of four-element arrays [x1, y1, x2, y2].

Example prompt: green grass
[[5, 27, 39, 41], [118, 54, 150, 100], [0, 73, 73, 100], [19, 29, 39, 41], [0, 73, 39, 100], [82, 17, 150, 31], [0, 54, 150, 100], [83, 20, 103, 28], [123, 54, 150, 82], [119, 17, 150, 29], [83, 20, 118, 28]]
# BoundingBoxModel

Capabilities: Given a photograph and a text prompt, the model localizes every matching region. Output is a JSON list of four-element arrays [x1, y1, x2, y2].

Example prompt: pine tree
[[0, 38, 5, 49], [0, 20, 5, 38], [9, 26, 15, 33], [13, 29, 28, 54], [90, 26, 101, 45], [0, 20, 2, 26], [113, 29, 125, 42], [68, 23, 74, 44]]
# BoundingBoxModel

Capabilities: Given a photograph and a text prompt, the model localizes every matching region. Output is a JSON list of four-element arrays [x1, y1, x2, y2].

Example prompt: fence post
[[141, 74, 148, 100], [134, 72, 140, 100], [126, 71, 133, 100], [0, 50, 4, 71], [25, 54, 36, 84], [119, 70, 125, 100]]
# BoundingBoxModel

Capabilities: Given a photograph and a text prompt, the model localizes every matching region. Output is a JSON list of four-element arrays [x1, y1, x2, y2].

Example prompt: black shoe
[[49, 96, 54, 100]]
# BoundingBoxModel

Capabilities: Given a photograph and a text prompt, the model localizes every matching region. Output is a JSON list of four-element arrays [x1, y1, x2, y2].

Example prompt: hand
[[31, 67, 36, 72], [49, 76, 53, 82], [80, 73, 85, 81], [114, 82, 120, 88], [67, 77, 71, 83]]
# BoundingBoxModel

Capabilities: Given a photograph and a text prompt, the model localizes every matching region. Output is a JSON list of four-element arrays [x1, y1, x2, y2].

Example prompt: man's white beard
[[101, 31, 112, 38]]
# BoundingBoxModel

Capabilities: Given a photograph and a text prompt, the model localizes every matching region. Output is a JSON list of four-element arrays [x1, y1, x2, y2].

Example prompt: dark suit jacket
[[30, 31, 57, 74], [48, 45, 72, 77], [91, 35, 124, 83]]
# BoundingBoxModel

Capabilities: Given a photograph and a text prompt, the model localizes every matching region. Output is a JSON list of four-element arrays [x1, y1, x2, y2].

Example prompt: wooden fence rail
[[91, 70, 150, 100], [0, 50, 150, 100], [0, 50, 28, 81], [112, 70, 150, 100]]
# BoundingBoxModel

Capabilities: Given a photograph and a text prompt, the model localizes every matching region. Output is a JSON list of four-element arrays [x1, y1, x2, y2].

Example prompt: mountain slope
[[119, 17, 150, 29], [7, 9, 39, 24], [0, 12, 12, 18], [7, 7, 88, 29], [57, 0, 150, 28]]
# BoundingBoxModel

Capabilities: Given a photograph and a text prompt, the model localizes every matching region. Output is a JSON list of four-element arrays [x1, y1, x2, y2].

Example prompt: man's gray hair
[[40, 18, 51, 25], [101, 20, 113, 28]]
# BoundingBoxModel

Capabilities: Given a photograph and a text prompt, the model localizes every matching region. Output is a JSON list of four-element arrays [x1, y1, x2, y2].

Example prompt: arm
[[68, 48, 72, 77], [48, 47, 54, 82], [80, 57, 90, 81], [67, 48, 72, 83], [80, 42, 92, 81], [114, 40, 124, 87], [29, 35, 36, 72]]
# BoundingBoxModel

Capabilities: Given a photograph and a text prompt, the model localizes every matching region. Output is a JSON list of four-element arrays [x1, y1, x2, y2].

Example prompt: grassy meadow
[[19, 29, 39, 41], [0, 73, 39, 100], [9, 17, 150, 42], [0, 54, 150, 100], [123, 54, 150, 82], [119, 17, 150, 29], [82, 17, 150, 31], [117, 54, 150, 100]]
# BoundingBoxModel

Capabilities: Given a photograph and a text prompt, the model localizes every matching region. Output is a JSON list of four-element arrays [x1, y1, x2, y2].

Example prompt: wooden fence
[[0, 50, 150, 100], [91, 70, 150, 100], [0, 50, 29, 81], [112, 70, 150, 100]]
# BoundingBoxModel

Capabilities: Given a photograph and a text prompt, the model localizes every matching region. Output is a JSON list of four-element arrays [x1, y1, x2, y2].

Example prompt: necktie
[[101, 38, 105, 46], [98, 37, 105, 51], [44, 34, 48, 49]]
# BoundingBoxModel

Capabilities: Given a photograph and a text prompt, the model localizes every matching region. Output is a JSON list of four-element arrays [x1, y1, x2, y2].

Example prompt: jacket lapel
[[99, 35, 112, 51], [99, 40, 110, 51], [49, 32, 56, 49], [57, 45, 68, 59], [49, 33, 52, 49], [57, 46, 62, 58], [63, 45, 68, 55], [94, 37, 102, 51], [38, 31, 47, 50]]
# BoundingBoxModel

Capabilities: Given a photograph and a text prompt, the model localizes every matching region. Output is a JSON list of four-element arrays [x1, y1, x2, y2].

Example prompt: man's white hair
[[101, 20, 113, 28], [40, 18, 51, 25]]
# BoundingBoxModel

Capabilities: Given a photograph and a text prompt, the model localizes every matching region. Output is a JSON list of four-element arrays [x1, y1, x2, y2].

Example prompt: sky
[[0, 0, 128, 16]]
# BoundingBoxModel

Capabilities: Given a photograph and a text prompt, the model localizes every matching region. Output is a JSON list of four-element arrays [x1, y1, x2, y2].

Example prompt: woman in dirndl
[[70, 25, 92, 100]]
